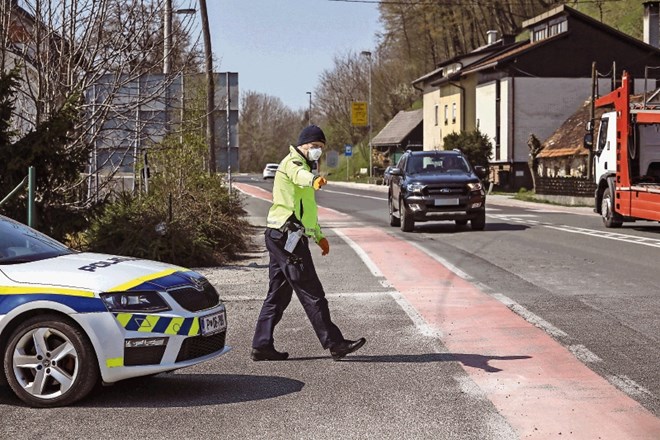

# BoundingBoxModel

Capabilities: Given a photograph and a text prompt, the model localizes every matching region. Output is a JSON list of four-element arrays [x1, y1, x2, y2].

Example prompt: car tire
[[400, 199, 414, 232], [3, 314, 99, 407], [388, 194, 400, 227], [455, 219, 468, 227], [601, 187, 623, 228], [470, 211, 486, 231]]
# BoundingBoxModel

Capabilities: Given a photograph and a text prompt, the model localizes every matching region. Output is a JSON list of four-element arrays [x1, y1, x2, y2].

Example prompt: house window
[[452, 103, 457, 124], [434, 105, 439, 126], [444, 105, 448, 125], [532, 25, 547, 42], [548, 18, 567, 37]]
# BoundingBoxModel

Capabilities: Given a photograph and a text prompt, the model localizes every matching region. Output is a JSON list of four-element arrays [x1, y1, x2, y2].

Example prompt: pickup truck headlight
[[406, 182, 426, 194], [467, 182, 483, 192], [100, 291, 171, 312]]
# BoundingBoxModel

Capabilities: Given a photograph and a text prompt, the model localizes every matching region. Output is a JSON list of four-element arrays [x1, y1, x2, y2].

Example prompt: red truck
[[587, 71, 660, 227]]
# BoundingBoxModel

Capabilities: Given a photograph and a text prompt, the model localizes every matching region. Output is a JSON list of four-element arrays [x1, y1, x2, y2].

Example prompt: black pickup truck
[[387, 150, 487, 232]]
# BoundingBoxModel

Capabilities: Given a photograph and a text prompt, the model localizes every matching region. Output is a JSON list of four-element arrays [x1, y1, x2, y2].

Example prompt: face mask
[[307, 147, 323, 161]]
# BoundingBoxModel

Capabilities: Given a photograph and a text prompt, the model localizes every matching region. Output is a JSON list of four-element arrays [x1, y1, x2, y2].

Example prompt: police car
[[0, 214, 229, 407]]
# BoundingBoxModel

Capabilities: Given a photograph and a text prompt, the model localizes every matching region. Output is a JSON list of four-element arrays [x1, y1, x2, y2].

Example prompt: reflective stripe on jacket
[[266, 145, 325, 243]]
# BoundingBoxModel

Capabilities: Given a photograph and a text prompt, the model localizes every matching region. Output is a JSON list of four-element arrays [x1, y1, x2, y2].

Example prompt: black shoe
[[251, 346, 289, 361], [330, 338, 366, 360]]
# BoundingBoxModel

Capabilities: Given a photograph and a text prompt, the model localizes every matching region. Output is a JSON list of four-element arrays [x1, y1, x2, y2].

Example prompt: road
[[1, 174, 658, 439]]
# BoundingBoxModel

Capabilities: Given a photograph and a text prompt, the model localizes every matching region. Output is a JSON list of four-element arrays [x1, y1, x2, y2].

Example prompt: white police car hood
[[0, 252, 188, 292]]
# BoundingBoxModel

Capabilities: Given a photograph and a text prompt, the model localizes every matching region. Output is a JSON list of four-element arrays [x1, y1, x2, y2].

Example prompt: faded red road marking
[[237, 181, 660, 438], [341, 226, 660, 439]]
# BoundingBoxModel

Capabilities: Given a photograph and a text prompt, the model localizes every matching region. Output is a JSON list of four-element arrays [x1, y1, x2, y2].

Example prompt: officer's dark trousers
[[252, 228, 344, 350]]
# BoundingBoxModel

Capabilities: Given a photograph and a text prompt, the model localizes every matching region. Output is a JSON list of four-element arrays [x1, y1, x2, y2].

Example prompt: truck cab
[[588, 71, 660, 227]]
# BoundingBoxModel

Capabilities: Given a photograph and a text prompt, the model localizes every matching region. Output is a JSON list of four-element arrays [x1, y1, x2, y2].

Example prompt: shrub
[[443, 129, 492, 170], [83, 133, 250, 267]]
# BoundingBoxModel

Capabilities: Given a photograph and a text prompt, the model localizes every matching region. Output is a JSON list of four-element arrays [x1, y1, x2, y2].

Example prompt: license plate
[[434, 198, 459, 206], [200, 310, 226, 336]]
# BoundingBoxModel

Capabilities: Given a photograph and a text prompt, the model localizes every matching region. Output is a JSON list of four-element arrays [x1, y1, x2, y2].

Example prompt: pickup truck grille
[[426, 184, 467, 196]]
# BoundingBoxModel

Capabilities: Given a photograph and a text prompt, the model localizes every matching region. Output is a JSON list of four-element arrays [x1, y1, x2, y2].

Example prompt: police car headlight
[[100, 291, 171, 313], [467, 182, 483, 192], [406, 182, 426, 195]]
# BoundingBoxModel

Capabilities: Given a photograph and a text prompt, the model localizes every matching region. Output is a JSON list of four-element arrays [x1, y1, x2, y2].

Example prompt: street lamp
[[164, 1, 197, 74], [361, 50, 372, 179], [306, 91, 312, 125]]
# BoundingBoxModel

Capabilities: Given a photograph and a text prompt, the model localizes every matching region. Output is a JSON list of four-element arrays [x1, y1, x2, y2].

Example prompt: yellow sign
[[351, 101, 368, 127]]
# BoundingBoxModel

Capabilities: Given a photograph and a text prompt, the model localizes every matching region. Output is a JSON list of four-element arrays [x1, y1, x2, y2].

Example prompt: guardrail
[[0, 166, 36, 227]]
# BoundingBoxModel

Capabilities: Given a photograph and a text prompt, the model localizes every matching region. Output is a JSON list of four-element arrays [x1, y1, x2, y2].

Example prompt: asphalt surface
[[1, 178, 657, 439]]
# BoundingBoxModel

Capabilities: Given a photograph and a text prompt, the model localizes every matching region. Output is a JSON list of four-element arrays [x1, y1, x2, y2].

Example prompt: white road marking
[[388, 291, 444, 339], [607, 374, 655, 399], [568, 344, 602, 363], [492, 293, 568, 338], [333, 228, 383, 277], [489, 214, 660, 249]]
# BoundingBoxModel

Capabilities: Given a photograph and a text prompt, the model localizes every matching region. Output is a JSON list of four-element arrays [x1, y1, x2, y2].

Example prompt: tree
[[0, 0, 203, 236], [443, 129, 492, 173], [238, 90, 304, 172]]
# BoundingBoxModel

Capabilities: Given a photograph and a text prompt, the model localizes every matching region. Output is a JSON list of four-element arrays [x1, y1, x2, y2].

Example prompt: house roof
[[463, 5, 660, 76], [372, 109, 423, 147], [538, 100, 605, 158], [412, 38, 520, 87], [539, 93, 647, 158]]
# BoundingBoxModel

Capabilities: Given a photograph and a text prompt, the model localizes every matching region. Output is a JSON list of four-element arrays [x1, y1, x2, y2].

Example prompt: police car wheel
[[3, 315, 99, 407]]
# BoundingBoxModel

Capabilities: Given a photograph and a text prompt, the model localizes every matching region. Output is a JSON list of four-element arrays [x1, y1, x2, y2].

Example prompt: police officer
[[251, 125, 366, 361]]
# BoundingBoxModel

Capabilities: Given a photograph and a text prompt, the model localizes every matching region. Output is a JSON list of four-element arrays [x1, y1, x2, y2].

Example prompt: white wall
[[512, 78, 593, 163], [476, 80, 511, 162], [476, 81, 497, 159], [422, 89, 443, 150]]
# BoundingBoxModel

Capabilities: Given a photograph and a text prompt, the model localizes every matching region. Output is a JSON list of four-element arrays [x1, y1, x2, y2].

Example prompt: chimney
[[487, 30, 498, 45], [644, 1, 660, 48]]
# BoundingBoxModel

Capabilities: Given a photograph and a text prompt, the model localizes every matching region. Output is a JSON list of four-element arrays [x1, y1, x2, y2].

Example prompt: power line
[[328, 0, 623, 5]]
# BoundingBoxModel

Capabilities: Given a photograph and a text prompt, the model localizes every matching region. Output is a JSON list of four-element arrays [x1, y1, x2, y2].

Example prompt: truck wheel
[[3, 315, 99, 407], [471, 211, 486, 231], [388, 194, 400, 227], [601, 187, 623, 228], [400, 199, 415, 232]]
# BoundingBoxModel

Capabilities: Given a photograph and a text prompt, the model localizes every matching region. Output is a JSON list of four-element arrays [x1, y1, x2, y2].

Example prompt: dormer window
[[531, 18, 567, 42], [444, 62, 462, 77], [548, 18, 567, 37]]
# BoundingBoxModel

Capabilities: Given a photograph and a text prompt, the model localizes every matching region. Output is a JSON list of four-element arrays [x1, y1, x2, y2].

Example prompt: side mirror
[[586, 120, 593, 132], [390, 167, 403, 176], [473, 165, 487, 179], [583, 133, 593, 151]]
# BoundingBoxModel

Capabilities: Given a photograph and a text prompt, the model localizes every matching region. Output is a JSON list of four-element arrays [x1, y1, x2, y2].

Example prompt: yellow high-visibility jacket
[[266, 146, 325, 243]]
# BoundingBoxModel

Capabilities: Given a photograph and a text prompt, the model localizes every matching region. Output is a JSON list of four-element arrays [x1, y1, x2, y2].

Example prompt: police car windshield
[[406, 154, 469, 174], [0, 216, 73, 264]]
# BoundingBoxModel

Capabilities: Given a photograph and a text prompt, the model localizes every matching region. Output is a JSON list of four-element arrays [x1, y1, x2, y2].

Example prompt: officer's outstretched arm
[[287, 160, 316, 187]]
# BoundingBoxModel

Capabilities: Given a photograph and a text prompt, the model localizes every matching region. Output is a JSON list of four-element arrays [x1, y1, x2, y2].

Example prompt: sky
[[203, 0, 383, 110]]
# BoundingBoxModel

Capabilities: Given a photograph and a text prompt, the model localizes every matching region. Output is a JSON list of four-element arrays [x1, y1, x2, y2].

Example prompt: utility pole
[[163, 0, 172, 75], [199, 0, 216, 174], [361, 51, 373, 180], [306, 91, 312, 124]]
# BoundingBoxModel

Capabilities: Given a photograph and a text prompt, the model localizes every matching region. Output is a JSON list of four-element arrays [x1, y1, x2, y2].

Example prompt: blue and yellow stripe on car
[[106, 268, 186, 292], [0, 286, 104, 314], [113, 313, 200, 336]]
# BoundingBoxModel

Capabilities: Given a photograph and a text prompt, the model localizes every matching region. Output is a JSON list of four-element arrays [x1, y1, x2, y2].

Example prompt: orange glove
[[318, 237, 330, 256], [313, 176, 327, 190]]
